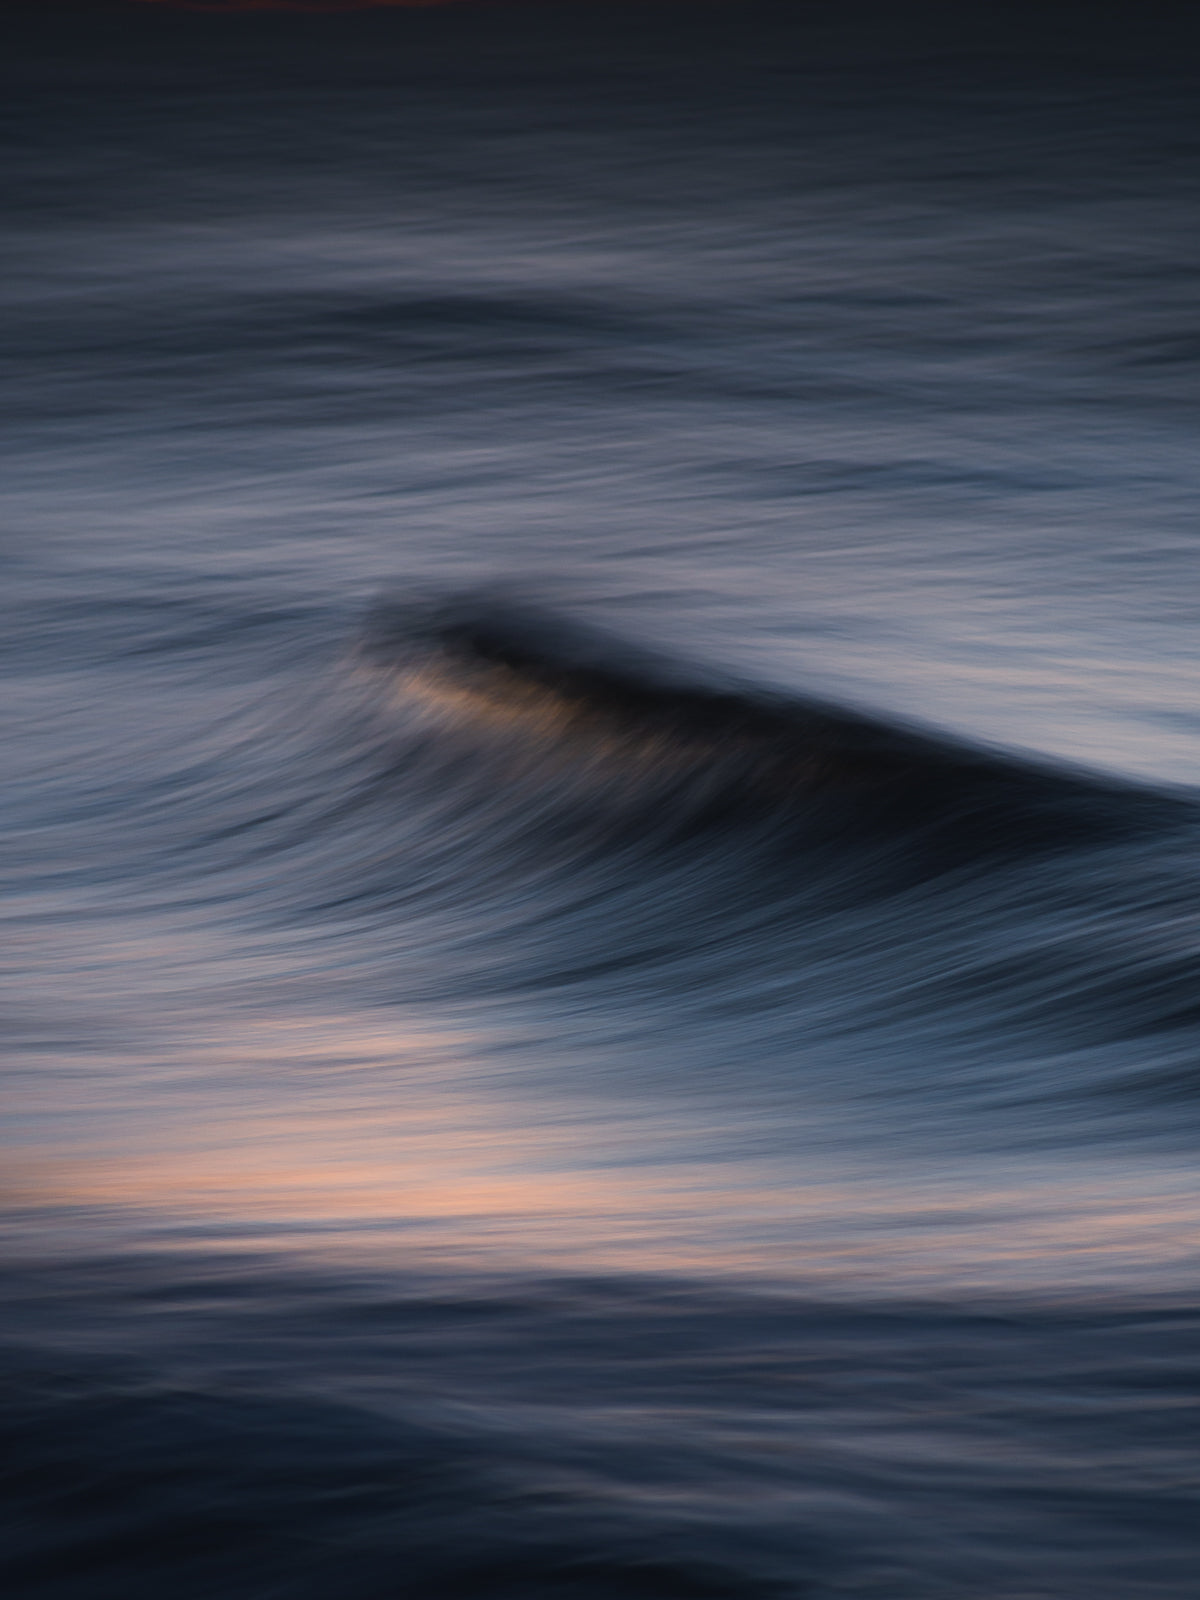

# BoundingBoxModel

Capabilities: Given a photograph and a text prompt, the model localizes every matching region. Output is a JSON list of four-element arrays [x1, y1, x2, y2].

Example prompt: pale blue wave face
[[3, 6, 1200, 1597]]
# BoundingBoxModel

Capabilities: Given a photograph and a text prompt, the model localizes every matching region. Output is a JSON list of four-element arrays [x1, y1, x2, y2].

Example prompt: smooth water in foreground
[[3, 5, 1200, 1594]]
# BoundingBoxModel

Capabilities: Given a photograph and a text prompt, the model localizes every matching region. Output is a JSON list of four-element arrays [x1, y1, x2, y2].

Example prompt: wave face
[[323, 592, 1200, 1121], [365, 591, 1180, 846], [5, 5, 1200, 1596]]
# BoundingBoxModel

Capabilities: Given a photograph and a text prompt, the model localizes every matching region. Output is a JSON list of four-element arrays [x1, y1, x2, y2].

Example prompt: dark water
[[4, 4, 1200, 1594]]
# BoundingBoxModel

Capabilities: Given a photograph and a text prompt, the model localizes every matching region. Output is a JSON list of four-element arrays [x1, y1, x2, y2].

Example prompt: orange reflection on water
[[7, 1012, 1200, 1293], [8, 1098, 1200, 1294]]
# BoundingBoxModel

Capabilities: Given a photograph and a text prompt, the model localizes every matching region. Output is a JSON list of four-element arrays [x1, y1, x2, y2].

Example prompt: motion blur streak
[[3, 3, 1200, 1596]]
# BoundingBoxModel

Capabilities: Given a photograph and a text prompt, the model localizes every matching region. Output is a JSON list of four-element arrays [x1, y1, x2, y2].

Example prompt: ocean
[[3, 4, 1200, 1594]]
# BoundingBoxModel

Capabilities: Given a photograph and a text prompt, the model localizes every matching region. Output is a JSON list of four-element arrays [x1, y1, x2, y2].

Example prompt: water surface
[[4, 6, 1200, 1594]]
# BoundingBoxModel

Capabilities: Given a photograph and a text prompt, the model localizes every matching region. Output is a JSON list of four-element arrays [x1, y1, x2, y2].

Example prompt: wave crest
[[358, 591, 1179, 862]]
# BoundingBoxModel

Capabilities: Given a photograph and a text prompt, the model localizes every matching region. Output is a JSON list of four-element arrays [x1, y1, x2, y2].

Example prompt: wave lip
[[361, 591, 1183, 860]]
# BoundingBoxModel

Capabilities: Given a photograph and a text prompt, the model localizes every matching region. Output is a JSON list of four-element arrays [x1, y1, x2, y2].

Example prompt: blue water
[[4, 5, 1200, 1595]]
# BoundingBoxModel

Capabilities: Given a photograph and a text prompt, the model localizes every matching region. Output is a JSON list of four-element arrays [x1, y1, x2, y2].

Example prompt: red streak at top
[[127, 1, 548, 11]]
